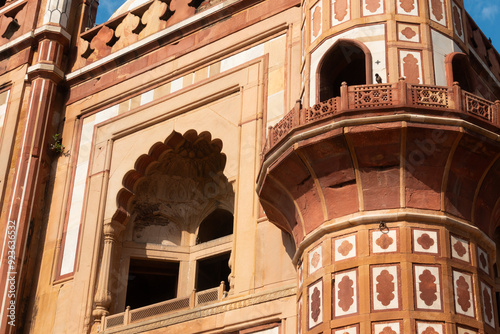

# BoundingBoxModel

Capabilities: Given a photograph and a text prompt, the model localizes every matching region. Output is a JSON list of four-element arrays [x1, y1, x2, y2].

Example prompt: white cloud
[[481, 4, 499, 21]]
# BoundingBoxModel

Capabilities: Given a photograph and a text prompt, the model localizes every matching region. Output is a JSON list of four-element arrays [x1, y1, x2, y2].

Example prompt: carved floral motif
[[365, 0, 381, 13], [453, 6, 463, 36], [399, 0, 415, 12], [403, 53, 420, 84], [376, 234, 393, 249], [312, 6, 321, 38], [334, 0, 348, 21], [430, 0, 444, 22], [422, 327, 439, 334], [401, 27, 417, 40], [338, 240, 354, 256], [311, 287, 321, 321], [419, 269, 438, 306], [479, 253, 487, 269], [338, 275, 355, 311], [417, 233, 434, 250], [483, 286, 493, 322], [381, 327, 397, 334], [376, 270, 395, 306], [456, 276, 471, 312], [453, 240, 467, 257], [311, 252, 320, 268]]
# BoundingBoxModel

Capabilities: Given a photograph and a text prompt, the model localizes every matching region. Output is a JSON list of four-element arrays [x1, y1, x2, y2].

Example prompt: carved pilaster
[[93, 219, 125, 322]]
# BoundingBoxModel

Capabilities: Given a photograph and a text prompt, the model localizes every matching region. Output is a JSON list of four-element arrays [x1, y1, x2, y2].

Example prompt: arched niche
[[316, 39, 373, 101], [196, 208, 234, 244], [445, 52, 475, 93]]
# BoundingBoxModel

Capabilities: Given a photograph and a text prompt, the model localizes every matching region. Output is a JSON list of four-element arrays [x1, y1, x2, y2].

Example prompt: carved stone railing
[[99, 282, 226, 332], [266, 80, 500, 151], [463, 91, 497, 123]]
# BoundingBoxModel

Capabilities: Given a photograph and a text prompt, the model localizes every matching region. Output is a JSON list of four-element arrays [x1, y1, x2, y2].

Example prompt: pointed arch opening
[[317, 39, 372, 102]]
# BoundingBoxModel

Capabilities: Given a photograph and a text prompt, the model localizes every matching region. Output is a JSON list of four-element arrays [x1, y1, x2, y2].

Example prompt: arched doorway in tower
[[445, 52, 475, 93], [317, 39, 372, 101]]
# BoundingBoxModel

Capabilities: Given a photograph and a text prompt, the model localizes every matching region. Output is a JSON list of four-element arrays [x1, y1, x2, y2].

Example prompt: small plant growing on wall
[[49, 133, 68, 156]]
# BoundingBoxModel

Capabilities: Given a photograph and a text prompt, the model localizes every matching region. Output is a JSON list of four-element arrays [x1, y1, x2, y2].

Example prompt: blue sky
[[95, 0, 500, 51], [95, 0, 122, 24], [464, 0, 499, 50]]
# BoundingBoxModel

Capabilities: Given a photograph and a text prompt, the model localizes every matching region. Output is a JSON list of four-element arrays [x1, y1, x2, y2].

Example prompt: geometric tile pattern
[[334, 234, 357, 261], [412, 229, 439, 254], [480, 281, 495, 328], [372, 265, 400, 310], [451, 234, 470, 263], [333, 269, 358, 317], [452, 270, 475, 317], [372, 229, 398, 253], [414, 265, 442, 310], [308, 279, 323, 329], [477, 246, 490, 275], [309, 243, 323, 275], [416, 322, 444, 334], [373, 321, 401, 334]]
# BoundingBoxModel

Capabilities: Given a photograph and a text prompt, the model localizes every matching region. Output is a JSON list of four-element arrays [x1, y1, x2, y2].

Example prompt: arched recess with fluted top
[[94, 129, 235, 319]]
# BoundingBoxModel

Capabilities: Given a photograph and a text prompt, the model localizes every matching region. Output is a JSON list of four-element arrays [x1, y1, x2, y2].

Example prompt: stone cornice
[[0, 25, 71, 58], [66, 0, 263, 83], [27, 63, 65, 82]]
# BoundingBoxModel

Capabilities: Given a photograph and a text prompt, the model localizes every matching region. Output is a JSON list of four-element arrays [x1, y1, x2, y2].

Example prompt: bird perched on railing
[[375, 73, 383, 84]]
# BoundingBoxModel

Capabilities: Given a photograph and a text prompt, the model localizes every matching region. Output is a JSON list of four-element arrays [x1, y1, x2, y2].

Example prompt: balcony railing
[[266, 80, 500, 152], [99, 282, 226, 332]]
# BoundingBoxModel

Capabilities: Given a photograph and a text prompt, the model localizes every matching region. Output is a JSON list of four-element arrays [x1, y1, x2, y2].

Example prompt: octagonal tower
[[258, 0, 500, 333]]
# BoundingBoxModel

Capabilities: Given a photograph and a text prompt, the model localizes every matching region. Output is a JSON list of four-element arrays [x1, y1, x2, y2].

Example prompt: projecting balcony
[[98, 282, 226, 332], [258, 80, 500, 245], [265, 79, 500, 155]]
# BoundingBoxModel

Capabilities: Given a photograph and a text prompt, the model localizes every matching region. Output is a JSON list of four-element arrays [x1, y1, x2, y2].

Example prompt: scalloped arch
[[112, 129, 226, 225]]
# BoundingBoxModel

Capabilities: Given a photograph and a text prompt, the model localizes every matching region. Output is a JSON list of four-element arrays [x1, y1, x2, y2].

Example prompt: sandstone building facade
[[0, 0, 499, 333]]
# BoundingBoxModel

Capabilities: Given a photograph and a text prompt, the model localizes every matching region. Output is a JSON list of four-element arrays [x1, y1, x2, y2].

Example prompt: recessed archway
[[317, 39, 372, 101], [445, 52, 475, 93]]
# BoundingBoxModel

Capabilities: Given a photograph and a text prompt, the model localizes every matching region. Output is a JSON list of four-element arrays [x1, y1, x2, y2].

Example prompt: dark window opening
[[452, 56, 473, 92], [196, 209, 233, 244], [195, 252, 231, 292], [125, 258, 179, 309], [319, 43, 366, 101]]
